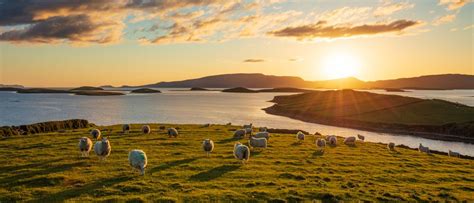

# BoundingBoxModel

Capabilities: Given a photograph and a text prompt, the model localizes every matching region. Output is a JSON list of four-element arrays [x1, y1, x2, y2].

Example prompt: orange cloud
[[268, 20, 422, 40]]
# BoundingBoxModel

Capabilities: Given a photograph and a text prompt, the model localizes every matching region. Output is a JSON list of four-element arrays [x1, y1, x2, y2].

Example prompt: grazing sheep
[[203, 123, 210, 127], [387, 142, 395, 151], [90, 129, 101, 140], [122, 124, 131, 133], [259, 127, 267, 132], [243, 123, 253, 129], [248, 137, 267, 149], [167, 128, 178, 138], [142, 125, 151, 134], [253, 132, 270, 140], [78, 137, 92, 157], [344, 136, 356, 145], [328, 136, 337, 146], [418, 143, 430, 154], [448, 150, 460, 158], [128, 150, 147, 175], [316, 138, 326, 148], [245, 127, 253, 136], [234, 129, 246, 139], [357, 134, 365, 141], [233, 142, 250, 164], [94, 137, 111, 161], [296, 131, 305, 142], [202, 139, 214, 157], [226, 122, 232, 126]]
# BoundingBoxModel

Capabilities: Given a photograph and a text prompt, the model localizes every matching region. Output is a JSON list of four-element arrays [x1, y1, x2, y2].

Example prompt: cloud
[[433, 14, 456, 26], [0, 15, 122, 44], [243, 59, 265, 63], [438, 0, 470, 10], [268, 20, 421, 40], [374, 1, 414, 16]]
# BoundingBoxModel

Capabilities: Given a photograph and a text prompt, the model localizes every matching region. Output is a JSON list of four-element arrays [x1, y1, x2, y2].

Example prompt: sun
[[322, 53, 361, 79]]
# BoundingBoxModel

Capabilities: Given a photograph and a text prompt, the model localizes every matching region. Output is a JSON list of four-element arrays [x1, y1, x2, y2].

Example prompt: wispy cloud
[[438, 0, 470, 10], [433, 14, 456, 26], [243, 59, 265, 63], [374, 1, 414, 16], [268, 20, 421, 40]]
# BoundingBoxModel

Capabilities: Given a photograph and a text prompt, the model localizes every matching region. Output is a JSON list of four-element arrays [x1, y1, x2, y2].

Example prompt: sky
[[0, 0, 472, 87]]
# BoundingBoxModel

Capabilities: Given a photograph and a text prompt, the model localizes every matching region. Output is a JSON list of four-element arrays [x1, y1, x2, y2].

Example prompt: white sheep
[[448, 150, 460, 158], [234, 129, 246, 139], [418, 143, 430, 154], [327, 135, 337, 146], [142, 125, 151, 134], [296, 131, 305, 142], [357, 134, 365, 141], [316, 138, 326, 148], [202, 139, 215, 157], [78, 137, 92, 157], [90, 129, 101, 140], [122, 124, 131, 133], [128, 149, 147, 175], [234, 142, 250, 164], [167, 128, 178, 138], [243, 123, 253, 129], [245, 127, 253, 136], [387, 142, 395, 151], [248, 137, 267, 149], [253, 132, 270, 140], [94, 137, 111, 161], [259, 127, 267, 132], [344, 136, 356, 145]]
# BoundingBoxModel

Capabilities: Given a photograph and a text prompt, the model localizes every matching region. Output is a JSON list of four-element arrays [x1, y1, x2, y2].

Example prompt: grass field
[[0, 124, 473, 202]]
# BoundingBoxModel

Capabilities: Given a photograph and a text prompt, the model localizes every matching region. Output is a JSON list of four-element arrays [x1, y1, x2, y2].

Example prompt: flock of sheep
[[78, 123, 462, 176]]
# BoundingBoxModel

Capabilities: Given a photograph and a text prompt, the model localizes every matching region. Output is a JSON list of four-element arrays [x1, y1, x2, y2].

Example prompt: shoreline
[[263, 107, 474, 144]]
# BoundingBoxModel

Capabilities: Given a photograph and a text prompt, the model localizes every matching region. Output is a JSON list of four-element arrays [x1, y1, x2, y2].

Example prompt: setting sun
[[322, 53, 361, 79]]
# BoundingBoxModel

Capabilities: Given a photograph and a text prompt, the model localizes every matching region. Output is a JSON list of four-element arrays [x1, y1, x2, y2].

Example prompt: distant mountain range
[[0, 84, 24, 88], [126, 73, 474, 89]]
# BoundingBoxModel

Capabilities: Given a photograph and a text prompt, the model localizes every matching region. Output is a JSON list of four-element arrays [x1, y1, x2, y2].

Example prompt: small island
[[17, 88, 71, 94], [70, 86, 104, 91], [130, 88, 161, 93], [0, 87, 23, 91], [264, 89, 474, 143], [222, 87, 257, 93], [384, 88, 409, 92], [74, 91, 125, 96], [190, 87, 210, 91]]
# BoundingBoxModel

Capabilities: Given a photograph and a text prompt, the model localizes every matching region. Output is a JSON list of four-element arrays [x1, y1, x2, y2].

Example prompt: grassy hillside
[[0, 124, 473, 202], [265, 90, 474, 141]]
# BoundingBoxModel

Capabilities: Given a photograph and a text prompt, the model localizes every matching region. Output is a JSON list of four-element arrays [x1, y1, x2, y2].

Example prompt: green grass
[[0, 124, 473, 202]]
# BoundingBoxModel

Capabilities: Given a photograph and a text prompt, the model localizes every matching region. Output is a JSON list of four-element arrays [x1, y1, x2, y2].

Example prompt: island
[[264, 89, 474, 143], [384, 88, 409, 92], [190, 87, 210, 91], [70, 86, 104, 91], [222, 87, 257, 93], [0, 87, 23, 91], [17, 88, 71, 94], [74, 91, 125, 96], [222, 87, 313, 93], [130, 88, 161, 93]]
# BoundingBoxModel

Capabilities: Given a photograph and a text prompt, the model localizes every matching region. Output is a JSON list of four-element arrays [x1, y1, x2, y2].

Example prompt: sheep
[[94, 137, 111, 161], [243, 123, 253, 129], [168, 128, 178, 138], [357, 134, 365, 141], [253, 132, 270, 140], [316, 138, 326, 148], [418, 143, 430, 154], [122, 124, 131, 133], [248, 137, 267, 149], [448, 150, 460, 158], [202, 139, 214, 157], [142, 125, 151, 134], [296, 131, 305, 142], [78, 137, 92, 157], [233, 142, 250, 164], [245, 127, 253, 136], [234, 129, 246, 139], [259, 127, 267, 132], [90, 129, 101, 140], [203, 123, 211, 127], [387, 142, 395, 151], [226, 122, 232, 126], [344, 136, 356, 146], [128, 150, 147, 175], [327, 136, 337, 146]]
